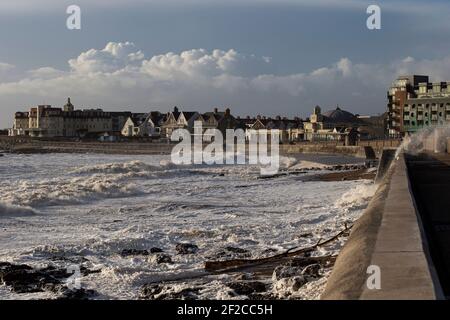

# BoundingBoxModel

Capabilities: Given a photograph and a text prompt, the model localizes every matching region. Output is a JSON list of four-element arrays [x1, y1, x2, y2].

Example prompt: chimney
[[214, 107, 218, 113], [173, 106, 179, 113], [225, 108, 230, 116]]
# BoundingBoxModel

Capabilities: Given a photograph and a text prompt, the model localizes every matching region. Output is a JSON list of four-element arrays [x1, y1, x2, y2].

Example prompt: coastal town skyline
[[2, 0, 450, 129], [3, 0, 450, 306]]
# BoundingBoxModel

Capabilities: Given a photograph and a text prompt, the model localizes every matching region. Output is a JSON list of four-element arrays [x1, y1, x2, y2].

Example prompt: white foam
[[334, 181, 377, 212], [0, 153, 375, 300]]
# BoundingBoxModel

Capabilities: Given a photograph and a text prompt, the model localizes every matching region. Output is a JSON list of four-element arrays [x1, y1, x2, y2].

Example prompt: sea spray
[[395, 125, 450, 158], [334, 181, 377, 212]]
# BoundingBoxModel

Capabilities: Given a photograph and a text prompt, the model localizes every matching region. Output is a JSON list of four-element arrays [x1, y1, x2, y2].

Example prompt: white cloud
[[68, 42, 144, 73], [2, 41, 450, 128], [0, 62, 15, 71], [28, 67, 65, 79]]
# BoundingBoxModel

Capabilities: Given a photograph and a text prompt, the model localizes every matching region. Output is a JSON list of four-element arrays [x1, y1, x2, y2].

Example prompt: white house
[[121, 112, 165, 137]]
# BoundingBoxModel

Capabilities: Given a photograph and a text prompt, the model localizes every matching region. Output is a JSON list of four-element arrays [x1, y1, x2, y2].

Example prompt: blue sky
[[1, 0, 450, 128]]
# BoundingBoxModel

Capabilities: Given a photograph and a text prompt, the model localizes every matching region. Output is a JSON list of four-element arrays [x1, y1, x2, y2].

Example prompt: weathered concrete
[[280, 144, 367, 158], [406, 152, 450, 298], [374, 148, 396, 183], [322, 153, 443, 300]]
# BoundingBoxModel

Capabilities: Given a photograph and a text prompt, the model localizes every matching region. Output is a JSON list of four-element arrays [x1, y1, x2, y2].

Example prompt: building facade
[[121, 111, 165, 137], [386, 75, 450, 136], [9, 98, 130, 138], [387, 75, 428, 137], [302, 106, 362, 143]]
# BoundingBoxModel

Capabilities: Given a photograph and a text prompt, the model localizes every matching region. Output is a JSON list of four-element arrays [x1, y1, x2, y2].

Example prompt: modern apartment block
[[387, 75, 429, 137], [387, 75, 450, 136]]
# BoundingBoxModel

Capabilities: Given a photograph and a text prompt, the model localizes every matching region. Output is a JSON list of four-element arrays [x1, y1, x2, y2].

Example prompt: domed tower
[[64, 97, 74, 112]]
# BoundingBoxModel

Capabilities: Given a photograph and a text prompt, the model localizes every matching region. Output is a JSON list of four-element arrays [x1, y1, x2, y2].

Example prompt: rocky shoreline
[[0, 261, 100, 299]]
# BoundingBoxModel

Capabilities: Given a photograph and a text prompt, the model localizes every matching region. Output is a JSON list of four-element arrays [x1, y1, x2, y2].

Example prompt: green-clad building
[[401, 79, 450, 134]]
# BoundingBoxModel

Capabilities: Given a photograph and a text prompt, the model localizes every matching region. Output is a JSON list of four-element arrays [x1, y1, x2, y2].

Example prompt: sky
[[1, 0, 450, 128]]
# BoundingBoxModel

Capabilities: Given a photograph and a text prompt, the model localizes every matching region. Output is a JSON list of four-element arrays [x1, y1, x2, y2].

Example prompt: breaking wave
[[71, 160, 161, 175], [0, 202, 36, 217], [1, 175, 140, 207], [334, 182, 377, 212]]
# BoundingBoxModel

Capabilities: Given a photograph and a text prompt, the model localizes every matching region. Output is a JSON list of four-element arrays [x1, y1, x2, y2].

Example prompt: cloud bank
[[1, 41, 450, 128]]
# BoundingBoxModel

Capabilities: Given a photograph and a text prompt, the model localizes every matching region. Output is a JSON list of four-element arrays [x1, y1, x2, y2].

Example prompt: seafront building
[[121, 112, 165, 138], [9, 98, 132, 138], [8, 99, 384, 143], [387, 75, 450, 136], [301, 106, 383, 144]]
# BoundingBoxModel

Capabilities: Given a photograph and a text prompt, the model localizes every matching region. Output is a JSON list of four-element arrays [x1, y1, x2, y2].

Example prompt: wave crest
[[0, 202, 36, 217]]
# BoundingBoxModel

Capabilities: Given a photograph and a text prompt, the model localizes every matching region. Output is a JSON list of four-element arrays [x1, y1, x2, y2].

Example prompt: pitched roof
[[130, 113, 148, 126], [180, 111, 198, 121]]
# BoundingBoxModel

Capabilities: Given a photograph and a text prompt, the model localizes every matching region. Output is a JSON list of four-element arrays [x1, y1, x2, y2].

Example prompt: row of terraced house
[[8, 98, 384, 144]]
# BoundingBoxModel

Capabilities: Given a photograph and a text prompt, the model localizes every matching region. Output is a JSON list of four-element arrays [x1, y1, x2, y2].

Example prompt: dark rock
[[58, 288, 97, 300], [225, 246, 249, 254], [233, 273, 255, 281], [167, 288, 201, 300], [227, 281, 266, 296], [140, 283, 163, 299], [175, 243, 199, 255], [298, 232, 313, 238], [0, 261, 99, 298], [150, 247, 164, 253], [150, 254, 173, 264], [120, 249, 149, 257], [247, 292, 276, 300], [272, 265, 301, 281], [0, 262, 60, 294], [301, 263, 321, 278], [140, 284, 201, 300], [289, 276, 308, 291], [262, 248, 278, 254]]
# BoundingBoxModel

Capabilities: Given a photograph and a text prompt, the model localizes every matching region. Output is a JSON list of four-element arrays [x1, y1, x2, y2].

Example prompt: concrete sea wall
[[322, 153, 443, 300]]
